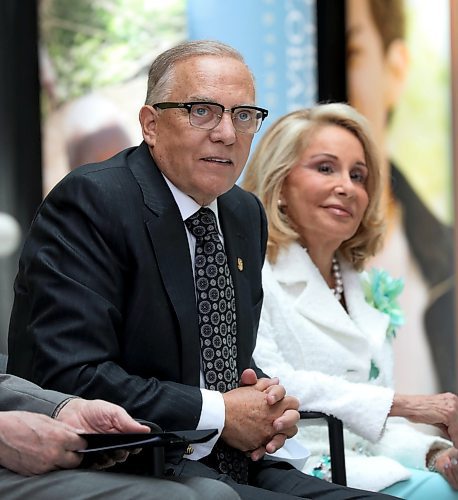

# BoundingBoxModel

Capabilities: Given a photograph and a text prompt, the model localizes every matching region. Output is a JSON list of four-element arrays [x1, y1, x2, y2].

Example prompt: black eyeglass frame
[[152, 101, 269, 134]]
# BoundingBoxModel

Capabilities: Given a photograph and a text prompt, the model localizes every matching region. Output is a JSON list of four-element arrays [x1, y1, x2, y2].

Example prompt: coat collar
[[269, 242, 389, 350]]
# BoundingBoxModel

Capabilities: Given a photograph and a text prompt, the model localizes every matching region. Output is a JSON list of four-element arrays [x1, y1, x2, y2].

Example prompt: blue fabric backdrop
[[187, 0, 317, 138]]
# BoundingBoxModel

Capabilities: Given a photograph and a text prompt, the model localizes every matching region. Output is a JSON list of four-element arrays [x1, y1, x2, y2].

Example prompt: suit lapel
[[218, 192, 252, 373], [276, 243, 389, 346], [128, 143, 200, 386], [276, 244, 365, 340], [295, 271, 359, 337], [343, 262, 389, 350]]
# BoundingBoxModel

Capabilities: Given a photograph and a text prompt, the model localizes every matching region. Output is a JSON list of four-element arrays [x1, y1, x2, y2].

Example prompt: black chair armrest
[[299, 411, 346, 486], [134, 419, 165, 476]]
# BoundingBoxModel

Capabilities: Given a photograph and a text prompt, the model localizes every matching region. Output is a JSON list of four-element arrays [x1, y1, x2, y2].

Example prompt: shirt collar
[[162, 174, 221, 230]]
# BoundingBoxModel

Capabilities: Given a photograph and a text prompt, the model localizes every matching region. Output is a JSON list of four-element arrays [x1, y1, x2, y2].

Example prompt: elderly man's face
[[141, 55, 256, 206]]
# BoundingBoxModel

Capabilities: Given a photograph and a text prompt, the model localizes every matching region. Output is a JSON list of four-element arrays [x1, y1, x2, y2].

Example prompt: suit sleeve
[[0, 374, 69, 416], [8, 169, 203, 431]]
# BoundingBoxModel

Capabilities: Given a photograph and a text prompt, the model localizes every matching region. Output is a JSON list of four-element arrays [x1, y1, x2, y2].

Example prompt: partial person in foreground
[[242, 103, 458, 499], [0, 373, 241, 500], [8, 41, 395, 499]]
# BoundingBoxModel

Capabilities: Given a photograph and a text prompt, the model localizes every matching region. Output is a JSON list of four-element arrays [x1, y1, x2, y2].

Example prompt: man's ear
[[384, 39, 410, 110], [139, 105, 158, 147]]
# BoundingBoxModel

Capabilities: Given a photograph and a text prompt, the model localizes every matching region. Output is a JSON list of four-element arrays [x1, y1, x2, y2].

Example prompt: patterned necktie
[[185, 207, 249, 484]]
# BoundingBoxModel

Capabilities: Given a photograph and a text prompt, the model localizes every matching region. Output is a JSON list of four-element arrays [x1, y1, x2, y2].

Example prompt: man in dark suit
[[8, 40, 395, 499]]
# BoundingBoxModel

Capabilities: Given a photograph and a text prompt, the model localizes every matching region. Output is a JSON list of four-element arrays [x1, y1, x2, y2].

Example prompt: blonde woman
[[243, 103, 458, 499]]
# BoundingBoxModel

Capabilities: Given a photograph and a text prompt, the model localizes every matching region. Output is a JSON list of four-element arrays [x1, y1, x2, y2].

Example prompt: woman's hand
[[390, 393, 458, 445], [434, 447, 458, 490]]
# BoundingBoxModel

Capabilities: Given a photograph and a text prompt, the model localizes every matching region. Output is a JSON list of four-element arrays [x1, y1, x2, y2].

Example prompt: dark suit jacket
[[8, 142, 267, 433]]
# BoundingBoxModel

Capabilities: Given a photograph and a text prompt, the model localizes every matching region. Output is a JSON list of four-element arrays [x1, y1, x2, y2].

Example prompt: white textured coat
[[254, 242, 450, 491]]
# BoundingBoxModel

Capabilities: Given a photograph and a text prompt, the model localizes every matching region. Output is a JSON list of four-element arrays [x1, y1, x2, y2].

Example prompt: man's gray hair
[[144, 40, 254, 105]]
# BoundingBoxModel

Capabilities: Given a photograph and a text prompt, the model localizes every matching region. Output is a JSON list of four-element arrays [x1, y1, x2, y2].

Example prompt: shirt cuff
[[186, 388, 225, 460]]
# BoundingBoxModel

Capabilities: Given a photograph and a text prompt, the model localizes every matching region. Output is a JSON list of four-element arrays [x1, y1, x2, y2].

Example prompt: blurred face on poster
[[346, 0, 409, 170], [344, 0, 456, 397]]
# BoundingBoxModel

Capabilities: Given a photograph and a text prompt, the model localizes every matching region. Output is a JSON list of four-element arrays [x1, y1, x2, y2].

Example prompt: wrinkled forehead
[[170, 55, 256, 102]]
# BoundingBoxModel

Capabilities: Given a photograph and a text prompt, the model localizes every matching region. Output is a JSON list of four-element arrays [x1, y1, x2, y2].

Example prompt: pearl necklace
[[331, 257, 344, 301]]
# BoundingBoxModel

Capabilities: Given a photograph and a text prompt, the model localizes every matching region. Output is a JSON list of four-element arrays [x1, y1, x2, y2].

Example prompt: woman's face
[[281, 125, 369, 250]]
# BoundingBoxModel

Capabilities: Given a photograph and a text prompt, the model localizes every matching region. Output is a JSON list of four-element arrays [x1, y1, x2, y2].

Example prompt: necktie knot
[[185, 207, 218, 239]]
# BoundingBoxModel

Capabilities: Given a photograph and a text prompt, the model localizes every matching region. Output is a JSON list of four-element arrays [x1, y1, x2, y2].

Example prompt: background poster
[[40, 0, 317, 194], [345, 0, 455, 394], [40, 0, 187, 195]]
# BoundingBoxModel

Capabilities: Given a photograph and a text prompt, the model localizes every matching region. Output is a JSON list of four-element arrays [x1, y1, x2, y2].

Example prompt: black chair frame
[[300, 411, 347, 485]]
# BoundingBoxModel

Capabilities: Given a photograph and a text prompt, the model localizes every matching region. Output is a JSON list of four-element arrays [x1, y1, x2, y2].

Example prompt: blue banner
[[187, 0, 317, 133]]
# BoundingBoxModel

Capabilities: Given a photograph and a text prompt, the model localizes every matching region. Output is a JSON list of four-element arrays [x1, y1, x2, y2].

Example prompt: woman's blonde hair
[[242, 103, 385, 270]]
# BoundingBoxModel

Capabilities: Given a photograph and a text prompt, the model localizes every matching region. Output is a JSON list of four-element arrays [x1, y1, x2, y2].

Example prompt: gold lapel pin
[[237, 257, 243, 271]]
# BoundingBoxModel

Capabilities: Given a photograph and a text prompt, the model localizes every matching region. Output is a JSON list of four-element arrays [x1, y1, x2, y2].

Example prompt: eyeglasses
[[153, 101, 269, 134]]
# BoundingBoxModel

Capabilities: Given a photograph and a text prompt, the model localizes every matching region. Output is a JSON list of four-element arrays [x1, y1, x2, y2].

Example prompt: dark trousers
[[165, 457, 400, 500], [0, 467, 239, 500]]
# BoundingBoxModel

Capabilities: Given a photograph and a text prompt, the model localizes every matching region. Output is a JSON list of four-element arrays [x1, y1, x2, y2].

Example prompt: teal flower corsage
[[361, 268, 404, 339], [311, 454, 331, 482]]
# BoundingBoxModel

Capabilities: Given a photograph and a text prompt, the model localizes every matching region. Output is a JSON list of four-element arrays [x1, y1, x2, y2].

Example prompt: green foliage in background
[[41, 0, 186, 104]]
